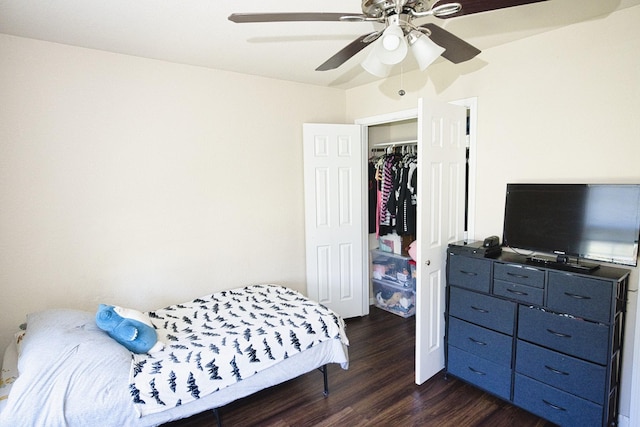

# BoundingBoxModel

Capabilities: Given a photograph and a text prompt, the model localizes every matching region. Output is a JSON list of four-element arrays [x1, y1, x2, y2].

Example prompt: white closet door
[[303, 123, 368, 318], [415, 98, 467, 385]]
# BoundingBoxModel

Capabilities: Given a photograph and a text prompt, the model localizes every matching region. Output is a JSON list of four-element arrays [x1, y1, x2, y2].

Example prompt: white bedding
[[0, 287, 349, 427]]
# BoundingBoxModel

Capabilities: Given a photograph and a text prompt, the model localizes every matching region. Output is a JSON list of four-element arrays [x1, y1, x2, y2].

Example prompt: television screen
[[503, 184, 640, 266]]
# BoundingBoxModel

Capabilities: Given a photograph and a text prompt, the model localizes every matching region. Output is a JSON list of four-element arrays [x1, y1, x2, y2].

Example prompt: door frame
[[628, 281, 640, 427], [451, 97, 478, 242]]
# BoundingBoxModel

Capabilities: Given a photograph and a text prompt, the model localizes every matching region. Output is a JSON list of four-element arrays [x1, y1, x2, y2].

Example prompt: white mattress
[[0, 305, 348, 426]]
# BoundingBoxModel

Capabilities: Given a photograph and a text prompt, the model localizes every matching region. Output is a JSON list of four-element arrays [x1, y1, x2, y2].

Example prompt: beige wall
[[0, 34, 345, 350], [345, 5, 640, 420], [1, 2, 639, 422]]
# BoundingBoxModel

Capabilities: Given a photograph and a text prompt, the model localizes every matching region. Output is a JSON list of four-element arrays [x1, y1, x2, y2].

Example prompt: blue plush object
[[95, 304, 163, 354]]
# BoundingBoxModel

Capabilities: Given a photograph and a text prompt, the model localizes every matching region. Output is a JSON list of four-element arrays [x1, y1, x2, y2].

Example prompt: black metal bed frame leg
[[319, 364, 329, 397], [212, 407, 221, 427]]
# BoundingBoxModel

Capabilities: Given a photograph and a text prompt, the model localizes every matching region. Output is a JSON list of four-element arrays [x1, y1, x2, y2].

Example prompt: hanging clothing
[[379, 155, 396, 235], [369, 147, 417, 238], [368, 162, 377, 234], [396, 153, 418, 236]]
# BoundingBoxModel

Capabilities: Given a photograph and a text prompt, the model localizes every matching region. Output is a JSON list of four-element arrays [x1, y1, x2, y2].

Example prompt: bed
[[0, 284, 349, 426]]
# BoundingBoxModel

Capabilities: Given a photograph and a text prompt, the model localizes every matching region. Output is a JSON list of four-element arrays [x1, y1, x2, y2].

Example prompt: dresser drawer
[[447, 346, 512, 401], [547, 272, 613, 323], [494, 279, 544, 306], [448, 317, 513, 367], [448, 254, 492, 293], [514, 374, 603, 427], [517, 306, 610, 365], [494, 263, 545, 288], [516, 340, 607, 404], [449, 286, 516, 335]]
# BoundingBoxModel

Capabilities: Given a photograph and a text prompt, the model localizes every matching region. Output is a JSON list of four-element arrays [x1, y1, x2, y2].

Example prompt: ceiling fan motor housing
[[362, 0, 395, 18], [362, 0, 433, 18]]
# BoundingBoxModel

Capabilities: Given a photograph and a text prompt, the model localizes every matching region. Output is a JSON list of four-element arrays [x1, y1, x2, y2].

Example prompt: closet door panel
[[415, 98, 467, 385], [303, 123, 367, 318]]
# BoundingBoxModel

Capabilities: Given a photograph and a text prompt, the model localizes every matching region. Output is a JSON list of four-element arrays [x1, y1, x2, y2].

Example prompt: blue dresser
[[445, 244, 629, 427]]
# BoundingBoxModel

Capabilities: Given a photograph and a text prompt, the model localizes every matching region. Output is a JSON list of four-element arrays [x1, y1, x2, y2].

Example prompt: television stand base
[[526, 255, 600, 273]]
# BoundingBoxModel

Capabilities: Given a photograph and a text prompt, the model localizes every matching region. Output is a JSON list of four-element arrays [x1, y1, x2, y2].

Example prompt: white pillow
[[0, 309, 135, 426]]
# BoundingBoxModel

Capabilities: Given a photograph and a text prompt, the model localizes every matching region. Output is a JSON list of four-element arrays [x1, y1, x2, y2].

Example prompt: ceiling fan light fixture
[[382, 31, 401, 51], [362, 47, 392, 77], [407, 30, 445, 71], [375, 23, 408, 65]]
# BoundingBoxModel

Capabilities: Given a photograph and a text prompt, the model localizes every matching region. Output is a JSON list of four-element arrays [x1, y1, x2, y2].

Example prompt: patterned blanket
[[129, 285, 348, 416]]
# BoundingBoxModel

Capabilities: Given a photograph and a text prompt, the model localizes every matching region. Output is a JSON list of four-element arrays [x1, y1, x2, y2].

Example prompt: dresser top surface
[[448, 243, 630, 282]]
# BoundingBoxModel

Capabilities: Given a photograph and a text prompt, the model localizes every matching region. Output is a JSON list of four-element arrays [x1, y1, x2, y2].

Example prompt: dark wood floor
[[164, 307, 555, 427]]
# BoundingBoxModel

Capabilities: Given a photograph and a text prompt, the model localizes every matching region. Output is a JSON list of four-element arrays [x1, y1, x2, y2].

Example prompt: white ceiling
[[0, 0, 638, 89]]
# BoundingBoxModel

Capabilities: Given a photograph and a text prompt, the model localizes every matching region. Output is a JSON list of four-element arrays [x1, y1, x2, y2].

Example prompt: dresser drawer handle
[[544, 365, 569, 376], [468, 366, 486, 376], [547, 328, 572, 338], [507, 272, 529, 279], [470, 306, 489, 314], [506, 288, 528, 296], [542, 399, 567, 412], [468, 337, 487, 346], [459, 270, 478, 276], [564, 292, 591, 300]]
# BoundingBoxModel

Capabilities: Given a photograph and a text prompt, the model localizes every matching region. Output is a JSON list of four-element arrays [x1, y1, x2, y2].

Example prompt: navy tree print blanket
[[129, 285, 348, 416]]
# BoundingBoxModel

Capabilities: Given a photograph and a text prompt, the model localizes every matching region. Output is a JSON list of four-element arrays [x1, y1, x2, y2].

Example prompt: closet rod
[[370, 139, 417, 148], [370, 143, 417, 154]]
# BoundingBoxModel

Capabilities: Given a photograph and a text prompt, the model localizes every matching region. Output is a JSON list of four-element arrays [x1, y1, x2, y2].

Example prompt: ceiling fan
[[229, 0, 547, 76]]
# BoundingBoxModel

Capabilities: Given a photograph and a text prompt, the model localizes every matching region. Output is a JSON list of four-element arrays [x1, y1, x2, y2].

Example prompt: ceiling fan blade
[[315, 32, 381, 71], [420, 23, 480, 64], [436, 0, 548, 18], [228, 12, 363, 23]]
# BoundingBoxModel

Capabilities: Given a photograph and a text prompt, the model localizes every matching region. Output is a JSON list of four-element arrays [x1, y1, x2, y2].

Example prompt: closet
[[304, 97, 472, 386], [367, 119, 419, 318]]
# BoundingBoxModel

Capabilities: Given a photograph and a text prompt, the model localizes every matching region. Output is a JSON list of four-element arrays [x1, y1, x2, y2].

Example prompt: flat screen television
[[502, 184, 640, 269]]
